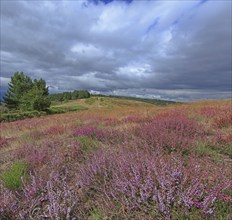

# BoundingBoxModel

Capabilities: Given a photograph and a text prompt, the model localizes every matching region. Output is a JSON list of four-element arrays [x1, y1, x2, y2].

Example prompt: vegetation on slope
[[0, 99, 231, 219]]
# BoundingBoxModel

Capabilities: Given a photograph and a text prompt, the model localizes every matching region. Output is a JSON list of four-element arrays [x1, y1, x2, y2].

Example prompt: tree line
[[3, 72, 90, 111], [48, 90, 90, 101]]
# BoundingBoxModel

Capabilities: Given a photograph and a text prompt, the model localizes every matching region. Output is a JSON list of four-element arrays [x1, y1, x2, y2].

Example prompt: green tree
[[3, 72, 51, 111], [78, 90, 90, 99], [63, 92, 72, 101], [3, 72, 33, 109], [71, 90, 79, 100]]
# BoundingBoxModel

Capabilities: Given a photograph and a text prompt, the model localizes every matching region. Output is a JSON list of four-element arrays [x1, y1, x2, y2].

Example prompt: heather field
[[0, 97, 231, 220]]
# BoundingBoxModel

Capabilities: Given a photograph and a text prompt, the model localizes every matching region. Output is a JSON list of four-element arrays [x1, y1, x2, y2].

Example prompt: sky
[[0, 0, 231, 101]]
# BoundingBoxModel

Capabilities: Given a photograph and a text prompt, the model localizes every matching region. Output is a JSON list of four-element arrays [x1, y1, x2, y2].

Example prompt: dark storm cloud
[[1, 0, 231, 100]]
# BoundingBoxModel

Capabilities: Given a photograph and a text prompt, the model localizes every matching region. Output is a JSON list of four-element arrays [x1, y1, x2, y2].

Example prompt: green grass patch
[[48, 105, 88, 114], [195, 143, 213, 157], [78, 136, 98, 154], [89, 208, 102, 220], [208, 143, 232, 159], [85, 98, 96, 105], [1, 161, 28, 190], [194, 142, 222, 160]]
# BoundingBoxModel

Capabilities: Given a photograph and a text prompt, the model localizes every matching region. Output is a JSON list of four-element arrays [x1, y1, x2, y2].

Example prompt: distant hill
[[91, 94, 178, 106]]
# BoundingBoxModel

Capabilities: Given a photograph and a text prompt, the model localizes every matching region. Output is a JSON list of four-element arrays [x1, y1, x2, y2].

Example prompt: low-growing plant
[[73, 126, 102, 137], [0, 183, 17, 219], [78, 148, 231, 220], [0, 137, 8, 148], [136, 114, 206, 153], [194, 142, 220, 158], [0, 171, 79, 219], [1, 161, 28, 190], [89, 207, 102, 220], [78, 136, 97, 154], [0, 110, 47, 122], [214, 114, 232, 128], [85, 98, 96, 105]]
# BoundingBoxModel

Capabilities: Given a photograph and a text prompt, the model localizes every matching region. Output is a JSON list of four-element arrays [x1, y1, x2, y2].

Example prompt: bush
[[0, 171, 79, 219], [136, 114, 205, 153], [0, 111, 47, 122], [78, 148, 231, 219], [0, 137, 8, 148]]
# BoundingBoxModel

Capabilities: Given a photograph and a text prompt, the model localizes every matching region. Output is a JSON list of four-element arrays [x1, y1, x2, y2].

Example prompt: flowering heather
[[215, 133, 232, 144], [78, 148, 230, 219], [17, 144, 50, 168], [136, 114, 206, 152], [0, 183, 17, 219], [103, 118, 121, 126], [199, 107, 221, 118], [44, 125, 67, 135], [122, 116, 150, 124], [73, 126, 129, 144], [199, 105, 231, 118], [0, 137, 8, 148], [73, 126, 103, 138], [0, 171, 79, 219], [213, 113, 232, 128], [14, 141, 72, 170], [29, 130, 45, 139]]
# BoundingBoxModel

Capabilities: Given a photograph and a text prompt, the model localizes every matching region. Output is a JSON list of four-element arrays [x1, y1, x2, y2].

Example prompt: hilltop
[[0, 95, 177, 122]]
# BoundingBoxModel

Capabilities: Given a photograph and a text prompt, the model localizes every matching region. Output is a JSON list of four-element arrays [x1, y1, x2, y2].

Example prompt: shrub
[[0, 171, 79, 219], [73, 126, 101, 137], [73, 126, 129, 145], [0, 110, 47, 122], [78, 148, 230, 219], [199, 107, 220, 118], [1, 161, 28, 190], [14, 141, 69, 170], [214, 114, 232, 128], [0, 137, 8, 148], [136, 114, 205, 152], [0, 183, 17, 219]]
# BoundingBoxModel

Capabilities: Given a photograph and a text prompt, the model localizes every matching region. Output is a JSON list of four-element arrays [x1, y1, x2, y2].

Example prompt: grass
[[85, 97, 96, 105], [48, 104, 88, 114], [1, 161, 28, 190], [78, 136, 98, 156], [90, 208, 102, 220]]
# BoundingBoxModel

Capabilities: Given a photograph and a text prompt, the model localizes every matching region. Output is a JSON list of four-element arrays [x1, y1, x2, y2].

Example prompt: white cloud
[[0, 77, 10, 88], [116, 63, 152, 78], [71, 43, 103, 57]]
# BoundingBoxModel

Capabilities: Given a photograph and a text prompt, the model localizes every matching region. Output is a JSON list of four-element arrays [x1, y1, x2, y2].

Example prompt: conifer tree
[[3, 72, 51, 111]]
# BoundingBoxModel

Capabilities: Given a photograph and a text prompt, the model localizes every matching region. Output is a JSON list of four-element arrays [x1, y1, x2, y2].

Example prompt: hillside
[[0, 96, 176, 122], [0, 98, 231, 219]]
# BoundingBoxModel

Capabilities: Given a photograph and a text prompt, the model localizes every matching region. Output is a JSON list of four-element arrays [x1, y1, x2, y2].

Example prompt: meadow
[[0, 97, 231, 220]]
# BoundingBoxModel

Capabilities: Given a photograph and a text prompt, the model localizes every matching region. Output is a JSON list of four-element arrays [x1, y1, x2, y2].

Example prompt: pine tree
[[3, 72, 33, 109], [3, 72, 51, 111]]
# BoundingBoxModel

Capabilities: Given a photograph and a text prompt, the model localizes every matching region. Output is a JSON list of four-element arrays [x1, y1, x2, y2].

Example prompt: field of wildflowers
[[0, 97, 231, 219]]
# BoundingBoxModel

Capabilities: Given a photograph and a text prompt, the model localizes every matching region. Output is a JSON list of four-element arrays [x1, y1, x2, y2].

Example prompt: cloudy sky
[[1, 0, 231, 101]]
